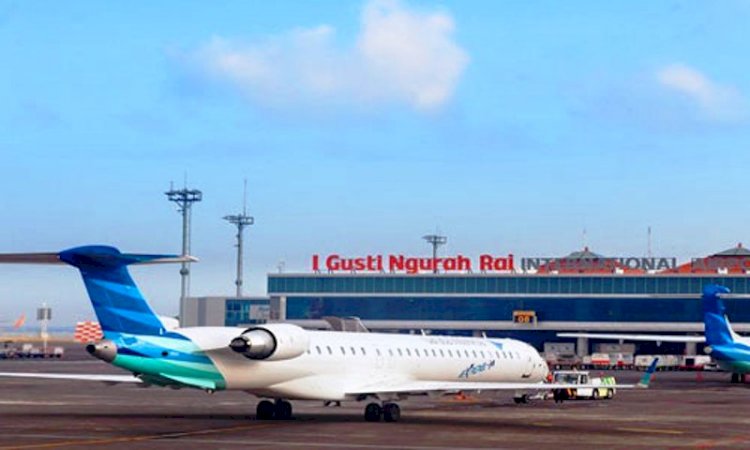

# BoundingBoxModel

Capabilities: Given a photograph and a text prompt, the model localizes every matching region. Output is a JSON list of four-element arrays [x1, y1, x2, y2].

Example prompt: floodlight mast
[[224, 181, 254, 297], [422, 234, 447, 273], [165, 183, 202, 323]]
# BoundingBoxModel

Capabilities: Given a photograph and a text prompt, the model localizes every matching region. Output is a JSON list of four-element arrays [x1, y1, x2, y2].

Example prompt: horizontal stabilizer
[[0, 372, 141, 383], [0, 247, 197, 267], [131, 255, 198, 265], [0, 253, 64, 264]]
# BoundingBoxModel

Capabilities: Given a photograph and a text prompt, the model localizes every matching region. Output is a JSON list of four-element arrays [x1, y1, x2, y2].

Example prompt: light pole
[[165, 184, 202, 323], [422, 234, 447, 273]]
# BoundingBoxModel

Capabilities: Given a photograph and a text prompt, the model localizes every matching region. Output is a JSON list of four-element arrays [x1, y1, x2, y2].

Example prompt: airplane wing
[[557, 332, 705, 343], [346, 380, 636, 396], [347, 359, 658, 396], [0, 372, 141, 384]]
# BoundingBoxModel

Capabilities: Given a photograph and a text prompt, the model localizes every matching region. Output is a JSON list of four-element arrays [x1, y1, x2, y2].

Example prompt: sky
[[2, 1, 750, 325]]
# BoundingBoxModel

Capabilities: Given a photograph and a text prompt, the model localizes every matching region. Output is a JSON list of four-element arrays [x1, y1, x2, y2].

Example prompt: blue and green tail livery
[[0, 246, 226, 390]]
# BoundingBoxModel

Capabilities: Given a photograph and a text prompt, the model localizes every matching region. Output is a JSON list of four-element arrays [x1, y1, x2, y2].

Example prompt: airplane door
[[522, 355, 533, 378]]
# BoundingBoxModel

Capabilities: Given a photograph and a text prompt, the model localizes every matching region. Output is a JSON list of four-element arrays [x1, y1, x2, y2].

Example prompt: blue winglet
[[637, 357, 659, 388]]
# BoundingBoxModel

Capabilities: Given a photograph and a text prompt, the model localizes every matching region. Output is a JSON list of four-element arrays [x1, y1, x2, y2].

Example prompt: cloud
[[188, 0, 468, 112], [573, 64, 747, 131], [655, 64, 746, 123]]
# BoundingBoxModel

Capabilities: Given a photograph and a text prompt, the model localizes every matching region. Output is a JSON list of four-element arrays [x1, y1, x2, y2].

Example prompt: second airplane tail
[[702, 284, 736, 347]]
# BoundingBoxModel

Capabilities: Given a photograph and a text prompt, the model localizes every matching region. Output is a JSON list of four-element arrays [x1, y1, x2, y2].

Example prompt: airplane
[[0, 245, 649, 422], [559, 284, 750, 383]]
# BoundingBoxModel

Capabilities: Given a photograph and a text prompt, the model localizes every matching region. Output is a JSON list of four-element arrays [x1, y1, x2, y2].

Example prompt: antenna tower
[[224, 180, 255, 297]]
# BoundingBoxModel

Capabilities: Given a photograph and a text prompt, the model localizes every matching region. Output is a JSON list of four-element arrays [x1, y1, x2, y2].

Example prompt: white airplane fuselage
[[136, 326, 550, 401]]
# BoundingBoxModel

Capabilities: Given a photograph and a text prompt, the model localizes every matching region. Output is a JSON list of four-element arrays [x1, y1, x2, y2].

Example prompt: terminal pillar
[[270, 296, 287, 321], [685, 341, 697, 356], [576, 336, 589, 357]]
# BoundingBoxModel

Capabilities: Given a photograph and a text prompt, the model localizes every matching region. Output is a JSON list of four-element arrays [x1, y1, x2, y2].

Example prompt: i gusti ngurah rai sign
[[311, 254, 681, 274], [312, 254, 514, 274]]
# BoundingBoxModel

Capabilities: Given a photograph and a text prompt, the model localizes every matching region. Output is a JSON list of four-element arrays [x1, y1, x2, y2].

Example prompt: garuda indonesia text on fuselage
[[0, 246, 644, 422]]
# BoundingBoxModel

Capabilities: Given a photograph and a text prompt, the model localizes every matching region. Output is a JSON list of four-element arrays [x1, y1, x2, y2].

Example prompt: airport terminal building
[[186, 245, 750, 353]]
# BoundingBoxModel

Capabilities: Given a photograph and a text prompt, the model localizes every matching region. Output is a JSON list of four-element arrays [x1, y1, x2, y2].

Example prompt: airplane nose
[[537, 355, 550, 379]]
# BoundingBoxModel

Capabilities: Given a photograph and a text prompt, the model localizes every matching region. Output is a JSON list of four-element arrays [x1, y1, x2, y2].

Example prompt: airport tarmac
[[0, 347, 748, 449]]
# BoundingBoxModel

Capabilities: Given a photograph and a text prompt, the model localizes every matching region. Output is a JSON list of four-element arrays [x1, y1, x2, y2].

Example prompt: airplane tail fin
[[702, 284, 736, 347], [12, 314, 26, 329], [637, 358, 659, 388], [0, 246, 196, 337]]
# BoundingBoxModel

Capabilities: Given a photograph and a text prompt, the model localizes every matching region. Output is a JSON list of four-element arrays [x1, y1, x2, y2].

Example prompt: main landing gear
[[364, 402, 401, 422], [256, 399, 293, 420]]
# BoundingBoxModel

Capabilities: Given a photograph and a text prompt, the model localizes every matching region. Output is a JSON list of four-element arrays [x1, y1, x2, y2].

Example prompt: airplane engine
[[229, 323, 310, 361], [85, 340, 117, 363]]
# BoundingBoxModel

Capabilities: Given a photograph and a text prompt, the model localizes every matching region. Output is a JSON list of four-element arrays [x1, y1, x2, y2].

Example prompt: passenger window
[[431, 349, 437, 357], [440, 349, 445, 357], [361, 347, 366, 356], [340, 346, 346, 355], [397, 348, 403, 357], [414, 348, 420, 357], [464, 350, 470, 358], [388, 349, 394, 357], [350, 346, 356, 355], [472, 350, 478, 358], [327, 346, 333, 355], [406, 348, 411, 357], [447, 350, 453, 357], [480, 351, 485, 358], [376, 349, 381, 356]]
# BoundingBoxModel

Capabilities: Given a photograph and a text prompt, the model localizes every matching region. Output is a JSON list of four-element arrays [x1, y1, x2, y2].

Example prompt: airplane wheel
[[275, 400, 293, 420], [383, 403, 401, 423], [256, 400, 275, 420], [592, 389, 600, 400], [364, 403, 382, 422]]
